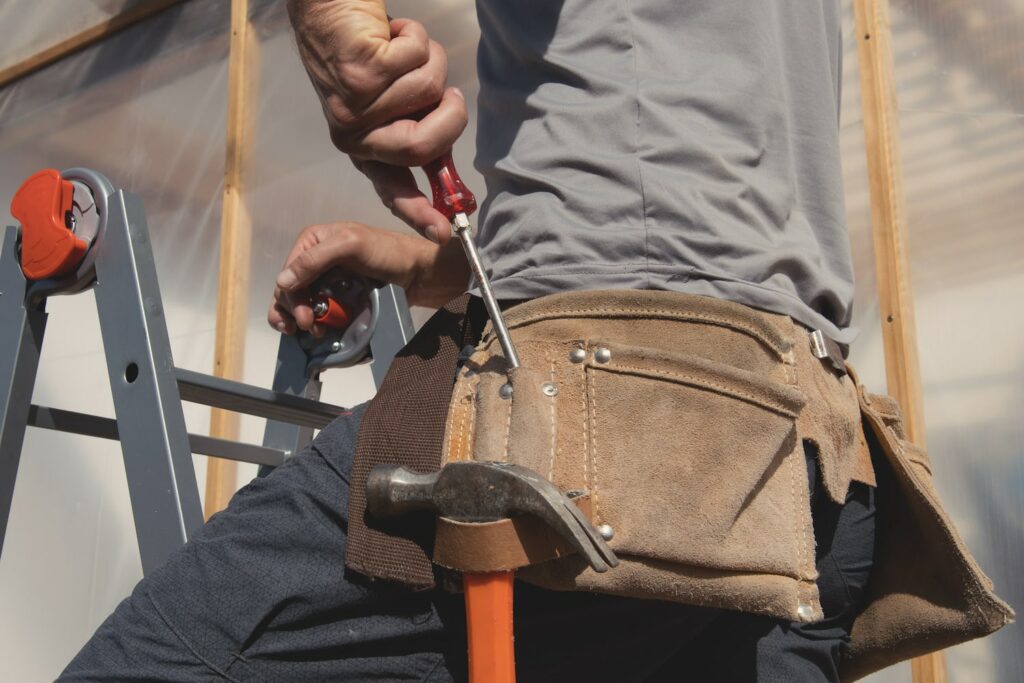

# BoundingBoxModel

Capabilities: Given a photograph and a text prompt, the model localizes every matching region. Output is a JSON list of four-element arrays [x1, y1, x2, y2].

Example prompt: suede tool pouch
[[840, 387, 1014, 681], [441, 290, 825, 623]]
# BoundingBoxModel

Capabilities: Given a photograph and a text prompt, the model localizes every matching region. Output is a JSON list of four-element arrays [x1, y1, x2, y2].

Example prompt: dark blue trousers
[[61, 403, 875, 682]]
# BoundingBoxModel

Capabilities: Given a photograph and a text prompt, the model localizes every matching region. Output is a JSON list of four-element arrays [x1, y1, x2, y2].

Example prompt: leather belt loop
[[810, 329, 848, 375]]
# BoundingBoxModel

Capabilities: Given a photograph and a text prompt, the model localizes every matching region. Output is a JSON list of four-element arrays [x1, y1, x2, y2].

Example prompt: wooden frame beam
[[204, 0, 260, 519], [0, 0, 191, 89], [853, 0, 946, 681]]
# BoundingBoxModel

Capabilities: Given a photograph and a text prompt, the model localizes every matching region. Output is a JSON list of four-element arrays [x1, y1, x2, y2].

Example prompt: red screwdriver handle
[[422, 151, 477, 222]]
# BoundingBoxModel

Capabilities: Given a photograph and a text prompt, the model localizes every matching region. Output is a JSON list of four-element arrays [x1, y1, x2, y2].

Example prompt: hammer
[[367, 461, 619, 683]]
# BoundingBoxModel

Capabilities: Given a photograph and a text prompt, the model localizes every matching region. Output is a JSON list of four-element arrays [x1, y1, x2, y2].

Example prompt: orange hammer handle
[[464, 571, 516, 683]]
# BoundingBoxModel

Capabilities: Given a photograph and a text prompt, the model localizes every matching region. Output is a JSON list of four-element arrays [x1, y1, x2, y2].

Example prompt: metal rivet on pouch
[[499, 383, 514, 399], [594, 347, 612, 363], [597, 524, 615, 541], [796, 604, 814, 620], [541, 382, 558, 397], [569, 348, 587, 364], [330, 341, 342, 352]]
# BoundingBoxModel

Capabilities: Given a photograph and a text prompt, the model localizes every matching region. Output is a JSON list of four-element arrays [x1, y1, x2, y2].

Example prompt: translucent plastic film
[[0, 0, 1018, 680], [841, 2, 1023, 680], [889, 1, 1024, 680], [0, 1, 229, 679], [0, 1, 152, 74]]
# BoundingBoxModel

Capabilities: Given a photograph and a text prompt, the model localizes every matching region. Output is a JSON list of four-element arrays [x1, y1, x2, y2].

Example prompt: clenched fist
[[288, 1, 468, 243]]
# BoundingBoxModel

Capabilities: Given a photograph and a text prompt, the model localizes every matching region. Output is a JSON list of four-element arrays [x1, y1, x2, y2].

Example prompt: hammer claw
[[366, 461, 620, 573], [561, 500, 619, 572]]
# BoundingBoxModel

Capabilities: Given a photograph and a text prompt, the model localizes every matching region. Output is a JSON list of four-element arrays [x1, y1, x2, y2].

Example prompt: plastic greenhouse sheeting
[[0, 0, 1019, 680], [0, 1, 152, 74]]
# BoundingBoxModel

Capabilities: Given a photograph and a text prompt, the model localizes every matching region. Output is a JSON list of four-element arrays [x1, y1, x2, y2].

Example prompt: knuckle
[[297, 225, 320, 244], [329, 127, 355, 154], [428, 39, 449, 75], [343, 223, 367, 244], [416, 68, 445, 103], [404, 20, 430, 51], [335, 62, 376, 97], [323, 88, 366, 131], [330, 106, 360, 132], [404, 137, 438, 165], [293, 249, 318, 271]]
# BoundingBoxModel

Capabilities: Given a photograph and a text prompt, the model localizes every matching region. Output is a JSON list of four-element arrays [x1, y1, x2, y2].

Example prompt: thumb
[[275, 235, 358, 293]]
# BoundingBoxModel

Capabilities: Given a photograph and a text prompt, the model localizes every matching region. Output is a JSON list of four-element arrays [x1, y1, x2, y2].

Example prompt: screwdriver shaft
[[453, 212, 520, 371]]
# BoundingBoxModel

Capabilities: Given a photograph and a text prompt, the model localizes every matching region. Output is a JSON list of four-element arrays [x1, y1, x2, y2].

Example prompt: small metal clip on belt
[[810, 329, 848, 375]]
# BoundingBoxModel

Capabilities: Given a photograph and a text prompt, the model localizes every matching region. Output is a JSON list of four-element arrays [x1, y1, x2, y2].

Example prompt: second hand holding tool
[[421, 152, 521, 371]]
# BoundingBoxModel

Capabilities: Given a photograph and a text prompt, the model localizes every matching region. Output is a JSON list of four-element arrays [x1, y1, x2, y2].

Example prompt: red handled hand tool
[[366, 462, 619, 683], [421, 152, 520, 371], [312, 292, 352, 330]]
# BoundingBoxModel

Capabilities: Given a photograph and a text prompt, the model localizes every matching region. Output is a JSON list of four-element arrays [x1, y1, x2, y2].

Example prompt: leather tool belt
[[346, 290, 1011, 681], [442, 289, 872, 623]]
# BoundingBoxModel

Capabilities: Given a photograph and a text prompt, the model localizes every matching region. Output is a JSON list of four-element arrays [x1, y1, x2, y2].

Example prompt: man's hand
[[268, 222, 469, 336], [287, 0, 467, 243]]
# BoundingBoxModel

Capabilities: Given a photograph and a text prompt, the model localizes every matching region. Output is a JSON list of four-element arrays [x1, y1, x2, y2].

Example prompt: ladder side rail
[[91, 190, 204, 573], [369, 285, 415, 388], [0, 227, 48, 559]]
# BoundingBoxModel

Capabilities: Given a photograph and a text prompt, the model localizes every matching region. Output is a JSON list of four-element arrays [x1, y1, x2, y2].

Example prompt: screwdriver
[[422, 152, 521, 371]]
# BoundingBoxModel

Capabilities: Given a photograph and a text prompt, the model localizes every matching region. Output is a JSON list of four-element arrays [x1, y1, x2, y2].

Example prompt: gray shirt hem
[[474, 265, 858, 346]]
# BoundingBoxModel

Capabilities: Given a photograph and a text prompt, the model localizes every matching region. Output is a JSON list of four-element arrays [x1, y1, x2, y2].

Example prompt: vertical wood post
[[853, 0, 945, 680], [205, 0, 259, 519]]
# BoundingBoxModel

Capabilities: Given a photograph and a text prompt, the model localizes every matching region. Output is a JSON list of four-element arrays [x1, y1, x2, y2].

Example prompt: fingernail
[[276, 269, 297, 289], [452, 87, 465, 101], [275, 322, 288, 333], [423, 225, 439, 244]]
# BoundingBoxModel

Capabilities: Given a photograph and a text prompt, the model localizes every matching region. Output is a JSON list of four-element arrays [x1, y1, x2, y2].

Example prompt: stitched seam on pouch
[[442, 384, 459, 462], [589, 368, 602, 518], [451, 392, 467, 462], [581, 357, 591, 494], [599, 364, 801, 417], [501, 386, 513, 463], [788, 437, 812, 588], [548, 360, 558, 481], [454, 401, 469, 462], [465, 392, 477, 463], [506, 308, 789, 356], [782, 349, 798, 386]]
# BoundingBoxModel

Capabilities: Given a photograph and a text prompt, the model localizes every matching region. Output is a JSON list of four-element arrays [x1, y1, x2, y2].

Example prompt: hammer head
[[366, 461, 619, 573]]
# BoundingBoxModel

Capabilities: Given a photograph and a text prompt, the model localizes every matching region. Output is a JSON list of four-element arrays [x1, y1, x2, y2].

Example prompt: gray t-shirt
[[474, 0, 855, 344]]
